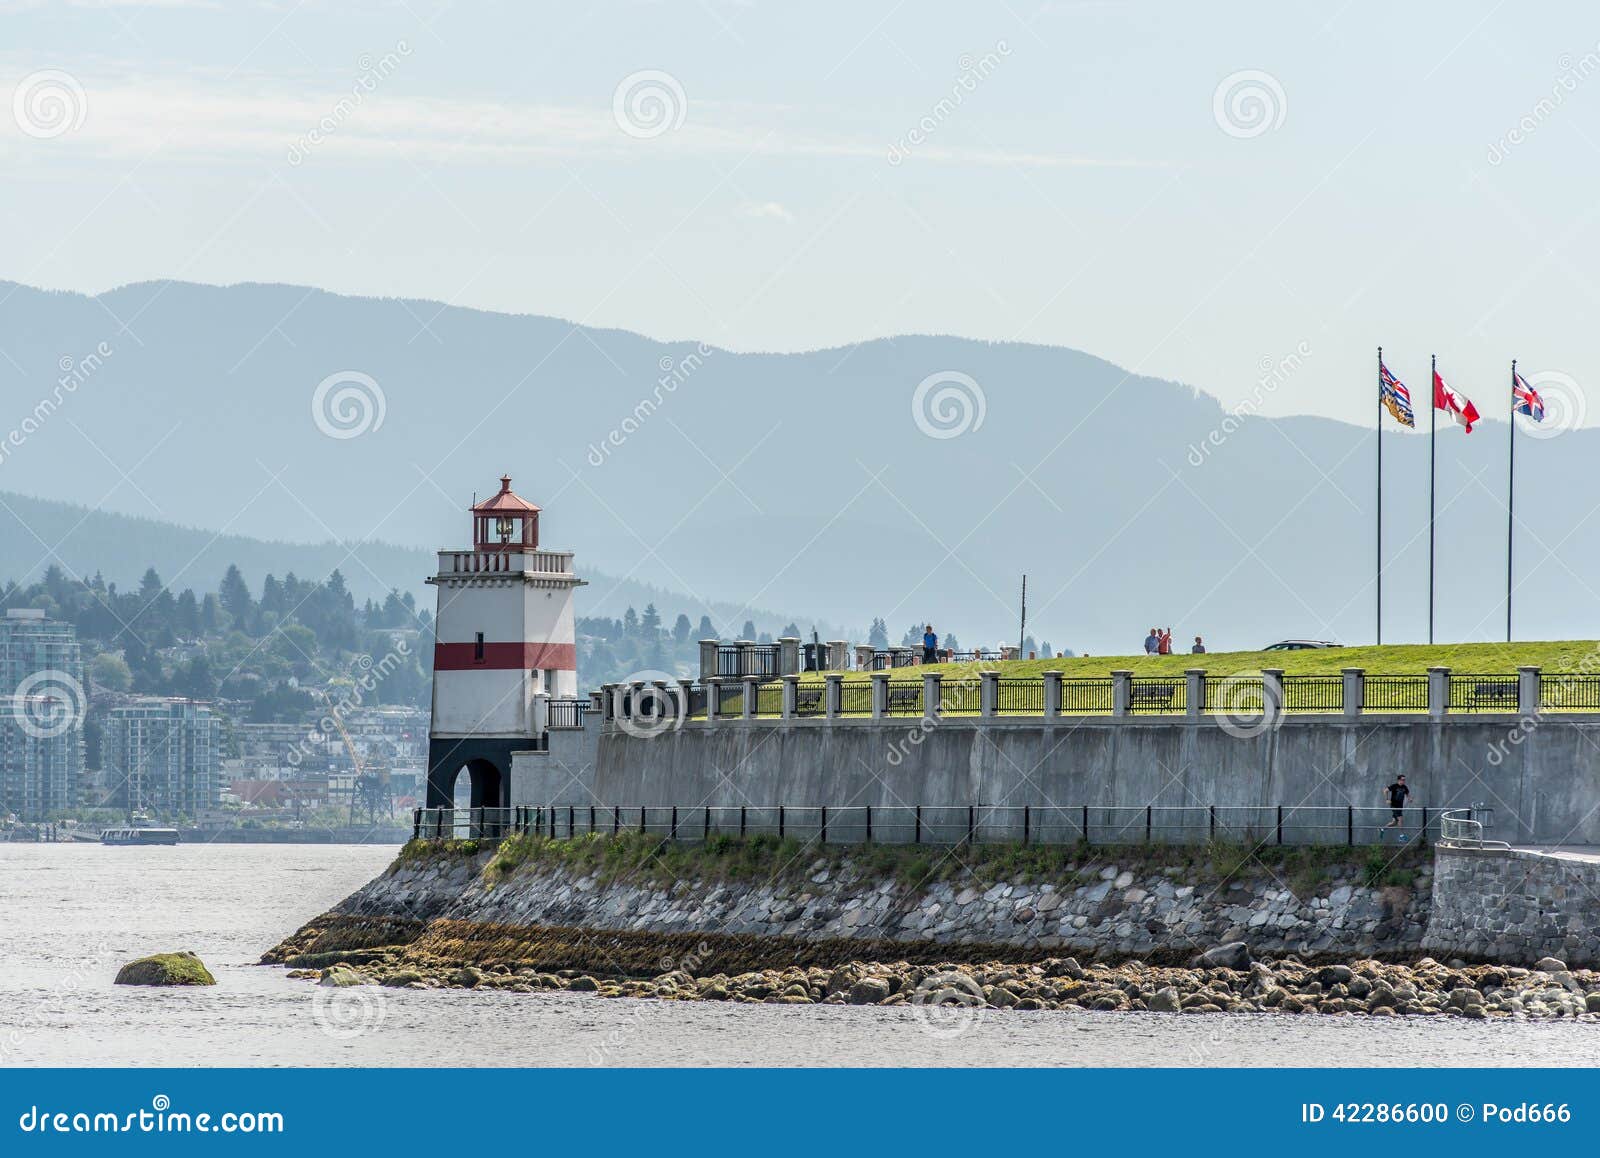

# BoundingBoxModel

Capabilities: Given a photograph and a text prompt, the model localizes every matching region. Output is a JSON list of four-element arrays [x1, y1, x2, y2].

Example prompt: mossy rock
[[115, 951, 216, 987]]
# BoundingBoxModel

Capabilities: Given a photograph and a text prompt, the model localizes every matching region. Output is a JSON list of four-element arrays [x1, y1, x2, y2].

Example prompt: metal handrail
[[1437, 807, 1510, 850], [414, 802, 1461, 847]]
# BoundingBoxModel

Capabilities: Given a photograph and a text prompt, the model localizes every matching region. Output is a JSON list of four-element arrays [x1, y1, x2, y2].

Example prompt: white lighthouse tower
[[424, 476, 584, 809]]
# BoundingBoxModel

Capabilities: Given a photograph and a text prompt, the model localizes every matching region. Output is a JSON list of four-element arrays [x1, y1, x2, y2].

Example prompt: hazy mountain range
[[1, 278, 1593, 654]]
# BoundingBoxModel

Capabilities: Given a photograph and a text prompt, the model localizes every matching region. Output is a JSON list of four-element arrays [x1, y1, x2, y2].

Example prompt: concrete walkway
[[1510, 844, 1600, 864]]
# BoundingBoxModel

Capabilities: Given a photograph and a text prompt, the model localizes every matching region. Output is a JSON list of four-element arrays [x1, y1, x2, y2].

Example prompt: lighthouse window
[[474, 632, 484, 662]]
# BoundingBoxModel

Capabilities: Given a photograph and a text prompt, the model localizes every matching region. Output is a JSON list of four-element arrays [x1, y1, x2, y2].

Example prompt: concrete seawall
[[509, 716, 1600, 846]]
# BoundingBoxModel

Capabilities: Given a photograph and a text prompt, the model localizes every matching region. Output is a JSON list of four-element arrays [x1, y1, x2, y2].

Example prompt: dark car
[[1262, 639, 1341, 651]]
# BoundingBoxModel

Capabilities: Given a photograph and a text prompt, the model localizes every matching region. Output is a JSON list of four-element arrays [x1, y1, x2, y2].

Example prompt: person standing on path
[[921, 624, 938, 665], [1380, 775, 1411, 841], [1144, 628, 1160, 654], [1191, 636, 1206, 654]]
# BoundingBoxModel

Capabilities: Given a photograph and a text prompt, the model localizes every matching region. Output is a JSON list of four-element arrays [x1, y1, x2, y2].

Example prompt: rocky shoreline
[[266, 837, 1600, 1019], [292, 947, 1600, 1019]]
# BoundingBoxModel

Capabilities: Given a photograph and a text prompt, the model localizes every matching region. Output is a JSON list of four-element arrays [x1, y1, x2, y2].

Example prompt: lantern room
[[471, 475, 540, 552]]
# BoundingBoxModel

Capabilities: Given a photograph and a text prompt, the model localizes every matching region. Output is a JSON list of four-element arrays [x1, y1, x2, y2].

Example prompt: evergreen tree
[[781, 622, 800, 638], [867, 618, 888, 649], [640, 603, 662, 635], [622, 606, 639, 637], [696, 615, 716, 640], [219, 565, 254, 629], [174, 590, 200, 636], [741, 620, 756, 640], [672, 614, 693, 644]]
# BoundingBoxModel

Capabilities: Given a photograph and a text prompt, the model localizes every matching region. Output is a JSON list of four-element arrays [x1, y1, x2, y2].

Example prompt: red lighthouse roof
[[472, 475, 541, 515], [469, 476, 540, 551]]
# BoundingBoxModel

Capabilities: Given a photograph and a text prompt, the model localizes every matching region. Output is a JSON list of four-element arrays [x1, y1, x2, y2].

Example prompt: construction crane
[[311, 686, 392, 827]]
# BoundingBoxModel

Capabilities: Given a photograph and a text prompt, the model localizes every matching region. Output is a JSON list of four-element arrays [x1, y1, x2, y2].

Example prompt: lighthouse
[[424, 476, 584, 809]]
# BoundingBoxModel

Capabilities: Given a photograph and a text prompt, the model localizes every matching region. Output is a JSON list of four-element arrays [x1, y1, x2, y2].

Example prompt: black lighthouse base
[[424, 737, 523, 809]]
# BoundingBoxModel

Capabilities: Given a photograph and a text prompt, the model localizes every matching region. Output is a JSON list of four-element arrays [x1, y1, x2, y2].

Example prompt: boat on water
[[100, 826, 181, 846]]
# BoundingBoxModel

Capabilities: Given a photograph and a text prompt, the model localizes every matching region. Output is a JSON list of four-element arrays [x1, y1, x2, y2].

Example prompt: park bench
[[1128, 683, 1178, 710], [795, 687, 824, 716], [886, 687, 923, 714], [1465, 680, 1518, 711]]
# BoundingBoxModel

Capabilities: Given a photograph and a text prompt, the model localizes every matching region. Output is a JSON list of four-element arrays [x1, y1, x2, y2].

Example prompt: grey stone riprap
[[344, 851, 1432, 961], [1422, 848, 1600, 967]]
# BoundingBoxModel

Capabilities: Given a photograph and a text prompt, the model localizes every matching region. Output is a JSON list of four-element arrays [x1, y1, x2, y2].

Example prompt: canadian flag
[[1433, 369, 1480, 432]]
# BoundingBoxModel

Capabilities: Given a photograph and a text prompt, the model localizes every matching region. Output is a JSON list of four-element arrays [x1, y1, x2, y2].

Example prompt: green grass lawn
[[803, 639, 1600, 681]]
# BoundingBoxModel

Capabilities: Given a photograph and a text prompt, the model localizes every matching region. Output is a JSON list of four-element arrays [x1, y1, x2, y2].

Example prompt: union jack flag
[[1513, 369, 1545, 422], [1379, 360, 1415, 428]]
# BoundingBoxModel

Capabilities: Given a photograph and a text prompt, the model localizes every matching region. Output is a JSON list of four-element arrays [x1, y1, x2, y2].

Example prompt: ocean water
[[2, 842, 1598, 1068]]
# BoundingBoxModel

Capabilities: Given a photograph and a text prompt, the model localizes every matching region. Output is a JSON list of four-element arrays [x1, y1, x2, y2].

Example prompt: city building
[[103, 698, 222, 818], [0, 608, 85, 820]]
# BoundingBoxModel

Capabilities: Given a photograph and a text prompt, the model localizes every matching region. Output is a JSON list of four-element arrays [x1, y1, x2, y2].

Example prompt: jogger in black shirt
[[1380, 775, 1410, 839]]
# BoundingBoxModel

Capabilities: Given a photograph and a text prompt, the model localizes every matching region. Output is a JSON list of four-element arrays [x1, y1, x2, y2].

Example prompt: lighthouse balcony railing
[[438, 550, 575, 576], [544, 698, 589, 729]]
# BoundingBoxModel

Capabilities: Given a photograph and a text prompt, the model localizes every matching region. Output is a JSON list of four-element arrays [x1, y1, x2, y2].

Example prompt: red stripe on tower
[[433, 642, 577, 671]]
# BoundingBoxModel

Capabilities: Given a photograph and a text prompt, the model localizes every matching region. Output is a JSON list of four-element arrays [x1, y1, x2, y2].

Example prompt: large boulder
[[1193, 942, 1252, 971], [115, 951, 216, 987], [1148, 986, 1182, 1012]]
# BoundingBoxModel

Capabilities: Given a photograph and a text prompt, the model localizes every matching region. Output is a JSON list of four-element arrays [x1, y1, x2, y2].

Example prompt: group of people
[[1143, 627, 1206, 655]]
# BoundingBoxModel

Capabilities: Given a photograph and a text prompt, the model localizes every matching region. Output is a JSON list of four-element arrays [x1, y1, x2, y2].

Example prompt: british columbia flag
[[1379, 360, 1415, 427]]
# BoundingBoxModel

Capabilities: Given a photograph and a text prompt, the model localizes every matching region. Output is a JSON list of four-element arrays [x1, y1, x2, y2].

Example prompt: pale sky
[[4, 0, 1599, 427]]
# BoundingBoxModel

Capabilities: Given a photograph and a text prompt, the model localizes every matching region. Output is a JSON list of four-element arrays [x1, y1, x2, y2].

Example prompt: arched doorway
[[450, 758, 502, 810], [424, 739, 513, 811]]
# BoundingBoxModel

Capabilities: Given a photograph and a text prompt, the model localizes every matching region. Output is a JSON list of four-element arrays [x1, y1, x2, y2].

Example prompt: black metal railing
[[1128, 677, 1185, 713], [1361, 674, 1429, 712], [1203, 675, 1263, 714], [997, 678, 1044, 714], [1448, 674, 1520, 713], [755, 681, 784, 718], [715, 643, 780, 679], [884, 681, 924, 716], [1281, 675, 1341, 713], [838, 679, 873, 715], [1059, 678, 1114, 713], [864, 649, 919, 670], [545, 698, 588, 729], [414, 803, 1456, 848], [1541, 673, 1600, 712], [609, 671, 1585, 724], [938, 679, 983, 716]]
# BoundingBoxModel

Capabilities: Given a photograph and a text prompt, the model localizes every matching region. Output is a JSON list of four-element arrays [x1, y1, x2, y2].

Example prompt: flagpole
[[1507, 359, 1516, 643], [1429, 353, 1436, 646], [1376, 346, 1383, 647]]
